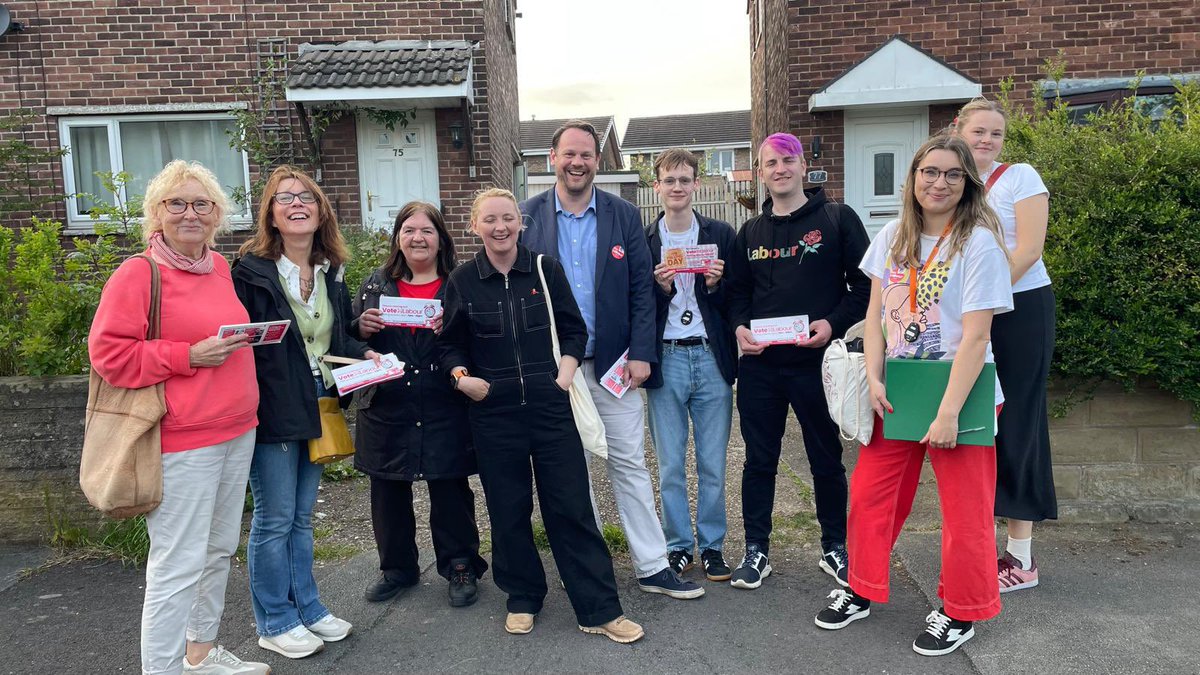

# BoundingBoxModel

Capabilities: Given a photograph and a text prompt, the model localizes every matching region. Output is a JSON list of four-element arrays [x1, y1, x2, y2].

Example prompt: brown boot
[[579, 615, 644, 643], [504, 612, 536, 635]]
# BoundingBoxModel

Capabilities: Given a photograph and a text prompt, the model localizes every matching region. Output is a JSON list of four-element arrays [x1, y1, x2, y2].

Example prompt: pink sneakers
[[998, 552, 1039, 593]]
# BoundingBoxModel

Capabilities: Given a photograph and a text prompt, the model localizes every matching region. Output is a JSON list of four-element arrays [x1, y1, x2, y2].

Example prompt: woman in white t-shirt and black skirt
[[955, 99, 1055, 594], [813, 134, 1013, 657]]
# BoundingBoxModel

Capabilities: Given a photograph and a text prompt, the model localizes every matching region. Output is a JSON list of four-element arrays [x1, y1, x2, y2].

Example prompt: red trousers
[[846, 415, 1002, 622]]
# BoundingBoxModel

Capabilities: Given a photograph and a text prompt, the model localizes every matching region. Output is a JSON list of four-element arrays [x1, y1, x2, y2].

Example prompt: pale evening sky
[[514, 0, 752, 138]]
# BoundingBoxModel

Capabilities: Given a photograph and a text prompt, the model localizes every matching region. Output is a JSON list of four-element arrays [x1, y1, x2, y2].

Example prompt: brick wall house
[[748, 0, 1200, 238], [0, 0, 522, 249], [623, 110, 753, 184]]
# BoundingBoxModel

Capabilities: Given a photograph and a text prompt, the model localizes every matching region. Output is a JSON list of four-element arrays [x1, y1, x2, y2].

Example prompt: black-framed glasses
[[273, 191, 317, 205], [916, 167, 966, 185], [162, 198, 214, 215]]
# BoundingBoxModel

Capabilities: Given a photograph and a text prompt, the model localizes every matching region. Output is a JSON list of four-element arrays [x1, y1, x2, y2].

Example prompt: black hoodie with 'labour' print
[[726, 186, 871, 369]]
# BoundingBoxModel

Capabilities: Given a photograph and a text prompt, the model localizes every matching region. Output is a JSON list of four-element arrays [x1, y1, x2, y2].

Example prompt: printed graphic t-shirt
[[860, 220, 1015, 405]]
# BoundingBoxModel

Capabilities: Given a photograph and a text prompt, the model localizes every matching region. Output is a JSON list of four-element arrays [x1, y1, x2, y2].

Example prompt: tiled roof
[[519, 116, 616, 153], [623, 110, 751, 151], [287, 40, 473, 90]]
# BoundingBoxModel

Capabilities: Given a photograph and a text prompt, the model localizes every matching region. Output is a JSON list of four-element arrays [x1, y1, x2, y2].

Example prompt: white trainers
[[307, 614, 353, 642], [182, 646, 271, 674], [257, 625, 325, 659]]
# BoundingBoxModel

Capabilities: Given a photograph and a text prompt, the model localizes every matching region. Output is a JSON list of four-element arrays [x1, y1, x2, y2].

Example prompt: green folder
[[882, 358, 997, 446]]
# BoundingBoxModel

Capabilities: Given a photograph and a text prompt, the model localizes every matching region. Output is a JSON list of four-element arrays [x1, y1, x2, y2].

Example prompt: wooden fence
[[636, 179, 757, 227]]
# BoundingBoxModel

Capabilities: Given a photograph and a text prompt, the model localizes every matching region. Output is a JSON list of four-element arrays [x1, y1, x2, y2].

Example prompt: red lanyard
[[908, 221, 953, 314]]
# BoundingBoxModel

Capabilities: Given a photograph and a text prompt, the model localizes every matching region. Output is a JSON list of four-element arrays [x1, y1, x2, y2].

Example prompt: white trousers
[[141, 428, 255, 675], [581, 361, 668, 578]]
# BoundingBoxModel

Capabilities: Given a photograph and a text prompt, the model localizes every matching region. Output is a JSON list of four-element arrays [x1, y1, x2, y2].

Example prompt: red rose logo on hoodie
[[803, 230, 822, 246], [798, 229, 823, 265]]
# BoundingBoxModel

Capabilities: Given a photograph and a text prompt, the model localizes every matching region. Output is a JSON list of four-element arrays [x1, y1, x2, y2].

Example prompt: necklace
[[299, 275, 314, 302]]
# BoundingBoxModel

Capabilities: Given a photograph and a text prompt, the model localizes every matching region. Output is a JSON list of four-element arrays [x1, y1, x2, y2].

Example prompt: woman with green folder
[[813, 135, 1014, 657]]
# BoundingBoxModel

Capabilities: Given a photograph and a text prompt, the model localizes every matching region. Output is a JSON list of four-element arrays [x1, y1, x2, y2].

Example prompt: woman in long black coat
[[351, 201, 487, 607]]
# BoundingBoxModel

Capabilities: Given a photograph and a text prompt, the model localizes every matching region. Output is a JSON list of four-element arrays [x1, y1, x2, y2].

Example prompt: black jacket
[[350, 268, 475, 481], [643, 211, 738, 388], [727, 188, 871, 369], [231, 253, 369, 443], [440, 245, 587, 406]]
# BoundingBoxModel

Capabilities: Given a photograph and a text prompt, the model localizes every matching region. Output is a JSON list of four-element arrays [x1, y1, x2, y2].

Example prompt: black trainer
[[701, 548, 731, 581], [913, 609, 974, 656], [638, 567, 705, 599], [448, 559, 479, 608], [363, 573, 417, 603], [814, 588, 871, 629], [819, 543, 850, 587], [667, 549, 694, 576], [729, 544, 771, 589]]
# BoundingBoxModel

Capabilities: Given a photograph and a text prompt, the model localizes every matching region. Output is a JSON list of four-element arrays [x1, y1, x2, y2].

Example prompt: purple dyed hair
[[758, 132, 805, 160]]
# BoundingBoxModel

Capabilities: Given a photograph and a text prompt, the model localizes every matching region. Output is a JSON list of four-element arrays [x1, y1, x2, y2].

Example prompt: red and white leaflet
[[378, 297, 442, 328], [750, 315, 810, 346], [662, 244, 719, 274], [599, 348, 631, 398], [331, 353, 406, 395], [217, 320, 291, 346]]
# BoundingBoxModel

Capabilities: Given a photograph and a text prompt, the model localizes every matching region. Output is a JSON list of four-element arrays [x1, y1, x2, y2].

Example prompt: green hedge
[[999, 79, 1200, 414]]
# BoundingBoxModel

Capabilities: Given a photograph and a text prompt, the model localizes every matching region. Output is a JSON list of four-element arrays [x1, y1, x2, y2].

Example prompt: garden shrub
[[999, 77, 1200, 414]]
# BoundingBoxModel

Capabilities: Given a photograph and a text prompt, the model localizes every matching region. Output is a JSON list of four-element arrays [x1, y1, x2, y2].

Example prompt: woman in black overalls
[[351, 202, 487, 607], [440, 188, 643, 643]]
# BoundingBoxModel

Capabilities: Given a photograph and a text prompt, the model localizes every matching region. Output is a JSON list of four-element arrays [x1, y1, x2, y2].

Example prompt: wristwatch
[[451, 368, 469, 389]]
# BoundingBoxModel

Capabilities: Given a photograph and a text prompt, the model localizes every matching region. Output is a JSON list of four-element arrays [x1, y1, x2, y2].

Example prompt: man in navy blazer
[[520, 120, 701, 600]]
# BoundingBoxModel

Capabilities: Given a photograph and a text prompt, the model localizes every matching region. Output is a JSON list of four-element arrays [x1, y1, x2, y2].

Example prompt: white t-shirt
[[985, 161, 1052, 293], [860, 220, 1014, 405], [659, 217, 708, 340]]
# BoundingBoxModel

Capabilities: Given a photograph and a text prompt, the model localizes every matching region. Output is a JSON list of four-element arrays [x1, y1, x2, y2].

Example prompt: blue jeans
[[646, 342, 733, 552], [248, 378, 329, 637]]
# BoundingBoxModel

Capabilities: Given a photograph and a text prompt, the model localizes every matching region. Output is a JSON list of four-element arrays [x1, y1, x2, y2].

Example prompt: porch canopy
[[285, 40, 475, 109], [808, 36, 979, 112]]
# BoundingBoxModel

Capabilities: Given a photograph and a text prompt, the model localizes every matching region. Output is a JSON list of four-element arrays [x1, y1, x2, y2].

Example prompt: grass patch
[[321, 460, 364, 482], [529, 521, 628, 555], [778, 460, 815, 502], [313, 542, 360, 561]]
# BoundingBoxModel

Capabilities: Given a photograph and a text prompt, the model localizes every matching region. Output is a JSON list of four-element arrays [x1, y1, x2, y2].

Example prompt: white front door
[[844, 108, 927, 239], [357, 110, 440, 228]]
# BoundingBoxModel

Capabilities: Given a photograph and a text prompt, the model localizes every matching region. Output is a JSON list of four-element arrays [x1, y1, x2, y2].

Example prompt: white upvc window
[[706, 149, 735, 176], [58, 113, 252, 229]]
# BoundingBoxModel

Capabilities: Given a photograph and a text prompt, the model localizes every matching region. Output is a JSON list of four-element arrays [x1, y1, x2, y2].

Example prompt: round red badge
[[611, 245, 625, 260]]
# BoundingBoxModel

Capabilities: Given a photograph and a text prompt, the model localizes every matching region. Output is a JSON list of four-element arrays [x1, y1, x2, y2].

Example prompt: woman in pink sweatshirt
[[88, 160, 267, 675]]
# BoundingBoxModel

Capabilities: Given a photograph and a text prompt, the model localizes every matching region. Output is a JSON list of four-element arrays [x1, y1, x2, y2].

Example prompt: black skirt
[[993, 284, 1058, 520]]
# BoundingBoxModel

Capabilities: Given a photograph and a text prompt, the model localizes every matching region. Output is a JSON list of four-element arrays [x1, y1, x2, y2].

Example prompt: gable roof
[[623, 110, 751, 151], [519, 116, 617, 154], [285, 40, 474, 106], [809, 36, 979, 111]]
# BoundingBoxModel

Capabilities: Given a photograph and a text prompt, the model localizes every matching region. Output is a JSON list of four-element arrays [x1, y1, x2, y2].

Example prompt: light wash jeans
[[247, 378, 330, 637], [141, 428, 255, 675], [646, 342, 732, 552], [580, 360, 670, 579]]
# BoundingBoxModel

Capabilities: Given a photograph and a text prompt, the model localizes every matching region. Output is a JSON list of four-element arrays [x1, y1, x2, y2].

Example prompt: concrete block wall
[[0, 376, 99, 544], [1048, 381, 1199, 523]]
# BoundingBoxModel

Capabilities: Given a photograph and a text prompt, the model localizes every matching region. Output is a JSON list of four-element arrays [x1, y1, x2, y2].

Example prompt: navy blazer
[[519, 187, 658, 379]]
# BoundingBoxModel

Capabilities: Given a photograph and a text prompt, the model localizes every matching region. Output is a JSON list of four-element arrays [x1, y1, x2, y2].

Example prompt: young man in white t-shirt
[[643, 148, 739, 583]]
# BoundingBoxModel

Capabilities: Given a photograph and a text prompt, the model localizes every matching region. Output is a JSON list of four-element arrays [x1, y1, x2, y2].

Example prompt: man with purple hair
[[725, 132, 871, 589]]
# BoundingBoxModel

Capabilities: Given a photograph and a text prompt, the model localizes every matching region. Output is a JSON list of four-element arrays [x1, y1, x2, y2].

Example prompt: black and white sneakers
[[912, 609, 975, 656], [667, 549, 694, 576], [730, 544, 771, 589], [819, 543, 849, 587], [814, 588, 871, 629]]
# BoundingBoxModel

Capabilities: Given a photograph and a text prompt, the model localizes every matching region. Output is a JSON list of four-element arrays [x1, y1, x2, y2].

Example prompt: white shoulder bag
[[536, 255, 609, 459], [821, 319, 874, 446]]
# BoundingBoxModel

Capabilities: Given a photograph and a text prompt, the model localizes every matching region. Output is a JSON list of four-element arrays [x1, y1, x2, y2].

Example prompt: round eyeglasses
[[915, 167, 966, 185], [162, 198, 214, 215]]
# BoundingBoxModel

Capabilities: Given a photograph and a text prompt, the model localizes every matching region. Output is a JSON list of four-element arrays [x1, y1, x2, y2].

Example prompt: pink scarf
[[148, 231, 215, 274]]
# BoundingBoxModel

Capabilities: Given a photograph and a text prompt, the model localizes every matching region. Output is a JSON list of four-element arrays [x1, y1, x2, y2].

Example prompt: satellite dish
[[0, 6, 27, 36]]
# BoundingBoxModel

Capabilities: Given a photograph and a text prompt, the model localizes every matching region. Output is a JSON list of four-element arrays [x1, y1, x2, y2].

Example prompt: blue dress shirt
[[555, 189, 598, 357]]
